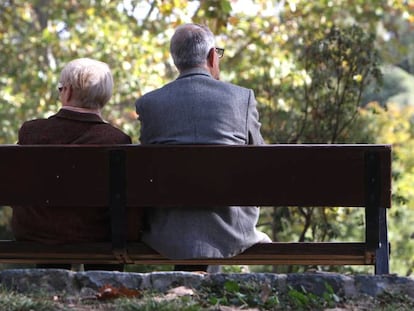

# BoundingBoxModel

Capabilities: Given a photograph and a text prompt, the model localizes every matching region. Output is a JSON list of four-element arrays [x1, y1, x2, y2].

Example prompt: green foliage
[[0, 207, 13, 239], [258, 25, 382, 144], [364, 65, 414, 108], [375, 291, 414, 311], [203, 279, 280, 309], [287, 283, 340, 310]]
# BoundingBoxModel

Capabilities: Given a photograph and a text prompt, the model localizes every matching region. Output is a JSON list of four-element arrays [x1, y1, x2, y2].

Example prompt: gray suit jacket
[[135, 68, 270, 259]]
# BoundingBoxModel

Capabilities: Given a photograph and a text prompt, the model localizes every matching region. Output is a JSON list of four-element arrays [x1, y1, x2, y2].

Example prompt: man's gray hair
[[59, 58, 113, 109], [170, 24, 215, 71]]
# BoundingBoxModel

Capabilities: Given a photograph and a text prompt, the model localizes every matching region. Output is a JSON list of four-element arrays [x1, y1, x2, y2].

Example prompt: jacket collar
[[53, 108, 105, 123], [176, 67, 212, 80]]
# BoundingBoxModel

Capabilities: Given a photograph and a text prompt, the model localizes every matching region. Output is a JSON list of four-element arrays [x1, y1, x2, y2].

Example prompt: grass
[[0, 290, 57, 311], [1, 282, 414, 311]]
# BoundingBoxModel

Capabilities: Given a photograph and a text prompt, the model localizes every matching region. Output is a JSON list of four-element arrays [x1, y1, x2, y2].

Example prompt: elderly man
[[135, 24, 271, 272]]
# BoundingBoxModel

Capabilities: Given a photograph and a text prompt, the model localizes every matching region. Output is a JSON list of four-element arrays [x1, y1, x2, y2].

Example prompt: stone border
[[1, 269, 413, 298]]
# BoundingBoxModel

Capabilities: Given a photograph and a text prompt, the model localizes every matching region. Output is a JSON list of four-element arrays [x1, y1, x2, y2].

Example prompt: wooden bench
[[0, 144, 392, 274]]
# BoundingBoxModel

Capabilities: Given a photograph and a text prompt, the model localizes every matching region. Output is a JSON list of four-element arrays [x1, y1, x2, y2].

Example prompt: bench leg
[[375, 208, 389, 275], [365, 151, 389, 275]]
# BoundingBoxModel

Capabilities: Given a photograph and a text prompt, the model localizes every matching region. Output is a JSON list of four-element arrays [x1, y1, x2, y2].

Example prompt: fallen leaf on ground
[[167, 286, 194, 296], [152, 286, 195, 302], [96, 284, 142, 300]]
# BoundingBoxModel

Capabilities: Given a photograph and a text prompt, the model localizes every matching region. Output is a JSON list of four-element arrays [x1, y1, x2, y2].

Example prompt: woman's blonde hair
[[59, 58, 113, 109]]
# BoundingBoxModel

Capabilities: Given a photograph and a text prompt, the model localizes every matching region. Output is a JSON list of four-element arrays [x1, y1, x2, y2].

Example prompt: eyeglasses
[[215, 47, 225, 58]]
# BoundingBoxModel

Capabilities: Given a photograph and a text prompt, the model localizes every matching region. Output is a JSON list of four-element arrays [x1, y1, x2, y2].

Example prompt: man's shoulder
[[135, 81, 178, 109], [213, 80, 252, 99], [136, 77, 252, 104], [221, 80, 250, 91], [179, 73, 251, 94], [136, 83, 172, 100]]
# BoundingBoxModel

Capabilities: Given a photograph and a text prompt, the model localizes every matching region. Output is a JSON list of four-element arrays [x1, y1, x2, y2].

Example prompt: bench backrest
[[0, 144, 391, 209]]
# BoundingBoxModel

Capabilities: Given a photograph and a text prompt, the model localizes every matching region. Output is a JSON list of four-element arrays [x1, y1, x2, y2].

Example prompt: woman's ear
[[61, 85, 73, 104]]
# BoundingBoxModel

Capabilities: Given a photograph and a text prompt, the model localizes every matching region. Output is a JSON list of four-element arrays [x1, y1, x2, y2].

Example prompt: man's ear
[[207, 47, 215, 68]]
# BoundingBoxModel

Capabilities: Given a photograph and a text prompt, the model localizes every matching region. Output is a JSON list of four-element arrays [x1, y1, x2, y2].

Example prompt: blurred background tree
[[1, 0, 413, 275]]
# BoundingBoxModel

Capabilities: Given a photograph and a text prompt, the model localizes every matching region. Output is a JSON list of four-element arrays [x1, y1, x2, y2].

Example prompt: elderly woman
[[12, 58, 139, 270]]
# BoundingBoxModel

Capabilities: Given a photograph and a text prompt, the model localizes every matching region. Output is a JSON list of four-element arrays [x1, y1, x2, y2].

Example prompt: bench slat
[[0, 144, 391, 208], [126, 144, 391, 207], [0, 241, 371, 265]]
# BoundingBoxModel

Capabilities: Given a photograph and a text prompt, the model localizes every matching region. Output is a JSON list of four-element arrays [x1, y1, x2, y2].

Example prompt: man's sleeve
[[247, 89, 265, 145]]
